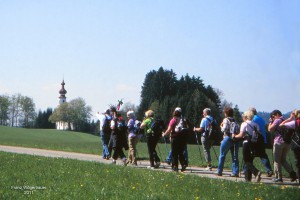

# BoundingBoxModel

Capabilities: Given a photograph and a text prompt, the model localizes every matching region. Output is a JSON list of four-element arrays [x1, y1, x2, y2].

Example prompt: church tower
[[59, 79, 67, 105], [56, 79, 73, 130]]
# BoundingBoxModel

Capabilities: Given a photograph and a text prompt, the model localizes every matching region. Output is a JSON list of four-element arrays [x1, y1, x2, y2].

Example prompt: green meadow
[[1, 152, 299, 200], [0, 126, 299, 199]]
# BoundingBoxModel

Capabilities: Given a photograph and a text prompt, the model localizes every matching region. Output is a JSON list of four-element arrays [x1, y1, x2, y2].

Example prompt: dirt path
[[0, 145, 298, 187]]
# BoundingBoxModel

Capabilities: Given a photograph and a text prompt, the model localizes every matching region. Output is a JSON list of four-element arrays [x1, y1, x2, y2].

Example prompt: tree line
[[137, 67, 242, 126], [0, 67, 245, 135]]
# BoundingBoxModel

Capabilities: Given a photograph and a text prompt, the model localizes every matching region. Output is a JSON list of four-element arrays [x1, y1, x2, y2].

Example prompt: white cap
[[127, 110, 135, 118], [175, 107, 182, 112]]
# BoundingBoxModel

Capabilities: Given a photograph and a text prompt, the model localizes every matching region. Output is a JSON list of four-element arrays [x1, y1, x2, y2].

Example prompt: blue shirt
[[252, 115, 267, 144], [200, 115, 213, 137]]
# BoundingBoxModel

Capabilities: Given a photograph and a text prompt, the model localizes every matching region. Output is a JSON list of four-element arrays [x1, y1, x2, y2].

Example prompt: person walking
[[249, 107, 273, 177], [194, 108, 214, 171], [126, 110, 139, 166], [233, 111, 262, 182], [163, 107, 187, 172], [96, 109, 112, 160], [110, 107, 127, 165], [140, 110, 161, 169], [280, 109, 300, 185], [268, 110, 297, 183], [216, 107, 239, 177]]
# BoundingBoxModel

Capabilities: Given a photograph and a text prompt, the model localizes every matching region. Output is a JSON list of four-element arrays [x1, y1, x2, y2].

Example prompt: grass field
[[1, 151, 299, 200]]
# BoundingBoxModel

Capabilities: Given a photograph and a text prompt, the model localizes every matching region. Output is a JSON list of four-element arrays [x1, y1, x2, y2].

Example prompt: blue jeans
[[217, 136, 239, 175], [259, 144, 272, 173], [100, 131, 110, 158]]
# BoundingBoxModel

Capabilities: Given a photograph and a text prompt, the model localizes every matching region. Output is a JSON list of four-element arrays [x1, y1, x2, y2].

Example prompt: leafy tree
[[0, 95, 10, 126], [9, 94, 22, 127], [49, 98, 92, 132], [20, 96, 36, 128], [68, 98, 92, 131], [49, 102, 72, 129]]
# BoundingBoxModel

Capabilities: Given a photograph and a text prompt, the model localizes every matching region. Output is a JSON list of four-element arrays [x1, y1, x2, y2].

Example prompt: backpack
[[246, 122, 264, 144], [116, 118, 128, 133], [246, 122, 264, 157], [227, 118, 240, 136], [174, 118, 191, 135], [102, 116, 112, 133], [150, 119, 165, 137], [206, 117, 219, 140], [278, 118, 292, 144], [280, 127, 293, 144], [292, 119, 300, 147], [134, 120, 142, 134]]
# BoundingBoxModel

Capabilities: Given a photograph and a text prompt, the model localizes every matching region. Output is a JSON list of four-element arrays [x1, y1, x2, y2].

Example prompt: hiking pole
[[135, 148, 142, 165], [211, 144, 218, 160], [163, 136, 169, 156], [194, 131, 204, 164], [156, 139, 165, 169]]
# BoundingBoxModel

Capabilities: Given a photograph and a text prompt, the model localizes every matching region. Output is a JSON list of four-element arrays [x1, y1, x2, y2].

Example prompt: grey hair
[[203, 108, 211, 115]]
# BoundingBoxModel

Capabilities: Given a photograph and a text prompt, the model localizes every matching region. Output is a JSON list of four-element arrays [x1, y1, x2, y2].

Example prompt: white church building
[[56, 80, 74, 130]]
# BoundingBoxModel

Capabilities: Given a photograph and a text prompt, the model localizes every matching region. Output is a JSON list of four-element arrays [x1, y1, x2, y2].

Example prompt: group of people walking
[[97, 106, 300, 184]]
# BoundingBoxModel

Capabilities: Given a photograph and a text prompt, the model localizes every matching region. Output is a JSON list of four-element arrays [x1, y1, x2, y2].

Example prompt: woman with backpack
[[162, 107, 187, 172], [215, 107, 239, 177], [280, 109, 300, 185], [233, 111, 262, 182], [126, 110, 138, 166], [140, 110, 161, 169], [269, 109, 297, 183]]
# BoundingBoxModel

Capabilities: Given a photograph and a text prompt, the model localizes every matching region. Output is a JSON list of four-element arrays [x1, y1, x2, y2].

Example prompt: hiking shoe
[[155, 162, 161, 168], [106, 156, 110, 160], [267, 171, 273, 177], [165, 160, 171, 165], [290, 171, 297, 182], [111, 160, 116, 164], [172, 167, 179, 172], [181, 165, 187, 172], [255, 171, 262, 182], [230, 174, 239, 177], [214, 171, 222, 176], [147, 166, 155, 170], [205, 166, 212, 171], [122, 159, 127, 166], [272, 178, 283, 183]]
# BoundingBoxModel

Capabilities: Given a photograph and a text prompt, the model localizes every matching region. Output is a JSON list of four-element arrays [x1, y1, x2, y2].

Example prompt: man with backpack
[[215, 107, 240, 177], [194, 108, 215, 171], [249, 107, 273, 177], [110, 107, 128, 165], [96, 109, 112, 160]]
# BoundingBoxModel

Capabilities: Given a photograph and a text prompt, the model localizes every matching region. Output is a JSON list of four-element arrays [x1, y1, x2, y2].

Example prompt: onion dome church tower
[[56, 79, 73, 130], [59, 80, 67, 105]]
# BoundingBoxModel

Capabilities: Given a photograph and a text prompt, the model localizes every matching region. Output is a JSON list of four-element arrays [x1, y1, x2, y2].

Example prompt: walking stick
[[135, 148, 142, 165], [194, 131, 204, 164], [163, 136, 169, 158], [211, 143, 218, 160], [156, 138, 165, 169]]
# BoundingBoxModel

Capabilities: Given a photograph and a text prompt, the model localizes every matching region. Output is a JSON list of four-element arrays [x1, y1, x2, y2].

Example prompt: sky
[[0, 0, 299, 118]]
